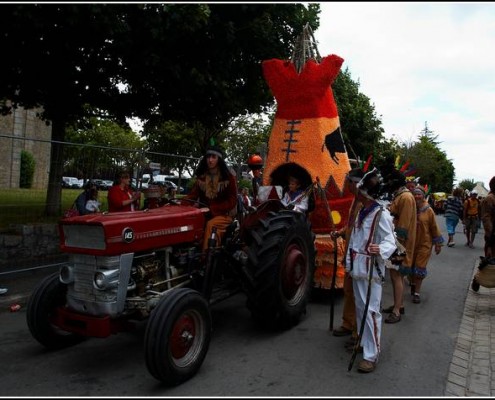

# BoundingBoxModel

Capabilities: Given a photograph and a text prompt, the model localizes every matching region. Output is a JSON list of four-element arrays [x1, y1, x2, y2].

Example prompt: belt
[[352, 250, 371, 257]]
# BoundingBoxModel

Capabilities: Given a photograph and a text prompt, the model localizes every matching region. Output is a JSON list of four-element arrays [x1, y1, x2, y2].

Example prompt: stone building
[[0, 106, 52, 189]]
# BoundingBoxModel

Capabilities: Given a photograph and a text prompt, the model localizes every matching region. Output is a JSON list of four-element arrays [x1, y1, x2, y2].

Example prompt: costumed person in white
[[345, 168, 397, 373], [281, 176, 308, 213]]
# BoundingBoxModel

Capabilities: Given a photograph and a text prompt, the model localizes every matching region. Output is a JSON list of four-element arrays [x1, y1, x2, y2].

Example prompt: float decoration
[[261, 24, 355, 289]]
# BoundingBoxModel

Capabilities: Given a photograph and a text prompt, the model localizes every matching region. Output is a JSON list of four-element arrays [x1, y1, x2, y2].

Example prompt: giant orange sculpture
[[260, 27, 355, 289]]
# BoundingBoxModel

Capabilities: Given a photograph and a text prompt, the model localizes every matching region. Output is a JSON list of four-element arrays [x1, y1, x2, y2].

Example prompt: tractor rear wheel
[[244, 211, 316, 329]]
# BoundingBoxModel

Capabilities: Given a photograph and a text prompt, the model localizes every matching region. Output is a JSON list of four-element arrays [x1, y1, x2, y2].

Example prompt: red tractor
[[26, 197, 315, 386], [27, 25, 353, 386]]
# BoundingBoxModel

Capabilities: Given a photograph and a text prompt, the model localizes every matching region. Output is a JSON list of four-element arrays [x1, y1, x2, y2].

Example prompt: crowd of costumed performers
[[240, 24, 451, 373]]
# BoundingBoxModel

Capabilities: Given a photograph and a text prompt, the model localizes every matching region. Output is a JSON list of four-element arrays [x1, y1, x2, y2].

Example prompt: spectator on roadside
[[85, 187, 101, 213], [463, 190, 481, 249], [481, 176, 495, 259], [238, 187, 252, 214], [281, 175, 309, 214], [107, 171, 141, 212], [168, 187, 177, 200], [444, 187, 464, 247], [410, 186, 444, 304], [181, 144, 238, 252], [75, 181, 97, 215]]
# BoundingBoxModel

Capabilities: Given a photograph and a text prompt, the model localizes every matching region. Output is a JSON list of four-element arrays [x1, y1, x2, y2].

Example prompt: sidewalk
[[445, 259, 495, 396]]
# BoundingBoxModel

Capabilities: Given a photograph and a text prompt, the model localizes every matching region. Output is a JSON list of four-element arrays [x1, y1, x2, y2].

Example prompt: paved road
[[0, 218, 484, 396]]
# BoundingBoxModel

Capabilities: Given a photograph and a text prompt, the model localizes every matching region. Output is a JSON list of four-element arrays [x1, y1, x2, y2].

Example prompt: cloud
[[315, 2, 495, 188]]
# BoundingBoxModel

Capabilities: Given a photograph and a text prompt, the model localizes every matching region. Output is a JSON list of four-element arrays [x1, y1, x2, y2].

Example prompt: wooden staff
[[314, 177, 337, 331]]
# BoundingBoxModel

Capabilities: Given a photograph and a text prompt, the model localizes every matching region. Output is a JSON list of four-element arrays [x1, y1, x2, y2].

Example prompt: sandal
[[382, 305, 405, 314], [384, 312, 401, 324], [412, 293, 421, 304]]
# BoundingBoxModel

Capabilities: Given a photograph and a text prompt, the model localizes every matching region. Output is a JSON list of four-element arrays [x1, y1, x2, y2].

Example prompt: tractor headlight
[[59, 265, 74, 284], [93, 269, 119, 290]]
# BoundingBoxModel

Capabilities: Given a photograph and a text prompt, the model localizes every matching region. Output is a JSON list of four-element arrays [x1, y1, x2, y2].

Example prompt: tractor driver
[[181, 144, 238, 252]]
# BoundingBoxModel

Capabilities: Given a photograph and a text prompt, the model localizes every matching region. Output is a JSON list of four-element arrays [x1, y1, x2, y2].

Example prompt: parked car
[[152, 176, 184, 193], [132, 177, 149, 190], [102, 180, 114, 190], [61, 177, 80, 189]]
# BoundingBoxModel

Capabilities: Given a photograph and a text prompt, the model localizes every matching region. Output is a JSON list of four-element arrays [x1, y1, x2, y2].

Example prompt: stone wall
[[0, 223, 61, 269], [0, 106, 52, 189]]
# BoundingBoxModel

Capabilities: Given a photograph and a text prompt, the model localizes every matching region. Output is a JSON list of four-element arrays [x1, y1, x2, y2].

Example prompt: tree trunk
[[44, 118, 66, 217]]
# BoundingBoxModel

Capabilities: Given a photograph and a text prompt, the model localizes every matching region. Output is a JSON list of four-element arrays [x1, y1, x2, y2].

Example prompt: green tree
[[406, 135, 454, 192], [66, 117, 145, 181], [144, 120, 201, 186], [222, 112, 272, 176], [19, 150, 35, 188], [332, 67, 392, 164], [458, 179, 475, 192], [0, 3, 321, 216], [395, 123, 455, 192], [119, 3, 321, 130], [0, 4, 131, 215]]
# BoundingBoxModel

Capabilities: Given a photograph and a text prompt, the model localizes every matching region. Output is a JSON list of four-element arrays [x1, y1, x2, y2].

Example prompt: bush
[[20, 150, 36, 188], [237, 178, 252, 191]]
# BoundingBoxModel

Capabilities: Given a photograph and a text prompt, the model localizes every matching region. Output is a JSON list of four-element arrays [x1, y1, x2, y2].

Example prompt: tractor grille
[[66, 254, 125, 317], [62, 225, 106, 250]]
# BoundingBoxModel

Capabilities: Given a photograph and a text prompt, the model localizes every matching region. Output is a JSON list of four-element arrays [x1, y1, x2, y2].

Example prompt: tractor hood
[[59, 205, 207, 256]]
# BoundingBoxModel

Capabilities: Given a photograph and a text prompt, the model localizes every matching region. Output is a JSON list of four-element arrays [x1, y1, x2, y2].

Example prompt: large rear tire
[[144, 288, 212, 386], [26, 272, 85, 350], [245, 211, 316, 329]]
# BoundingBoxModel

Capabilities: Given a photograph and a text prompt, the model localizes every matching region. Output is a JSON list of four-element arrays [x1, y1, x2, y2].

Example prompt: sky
[[313, 2, 495, 189]]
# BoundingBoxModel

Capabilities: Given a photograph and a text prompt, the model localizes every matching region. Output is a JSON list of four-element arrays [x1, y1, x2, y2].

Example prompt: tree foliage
[[332, 67, 392, 164], [404, 134, 454, 192], [65, 117, 145, 181], [458, 179, 476, 192], [391, 125, 455, 192], [118, 3, 320, 131], [144, 120, 201, 181], [222, 112, 272, 173], [0, 3, 320, 215]]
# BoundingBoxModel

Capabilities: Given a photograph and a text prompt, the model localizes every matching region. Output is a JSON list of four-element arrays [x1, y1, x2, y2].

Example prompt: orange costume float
[[261, 53, 354, 289]]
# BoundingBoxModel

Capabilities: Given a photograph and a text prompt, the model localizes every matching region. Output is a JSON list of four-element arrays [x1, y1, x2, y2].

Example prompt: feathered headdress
[[358, 154, 373, 172], [396, 157, 417, 177]]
